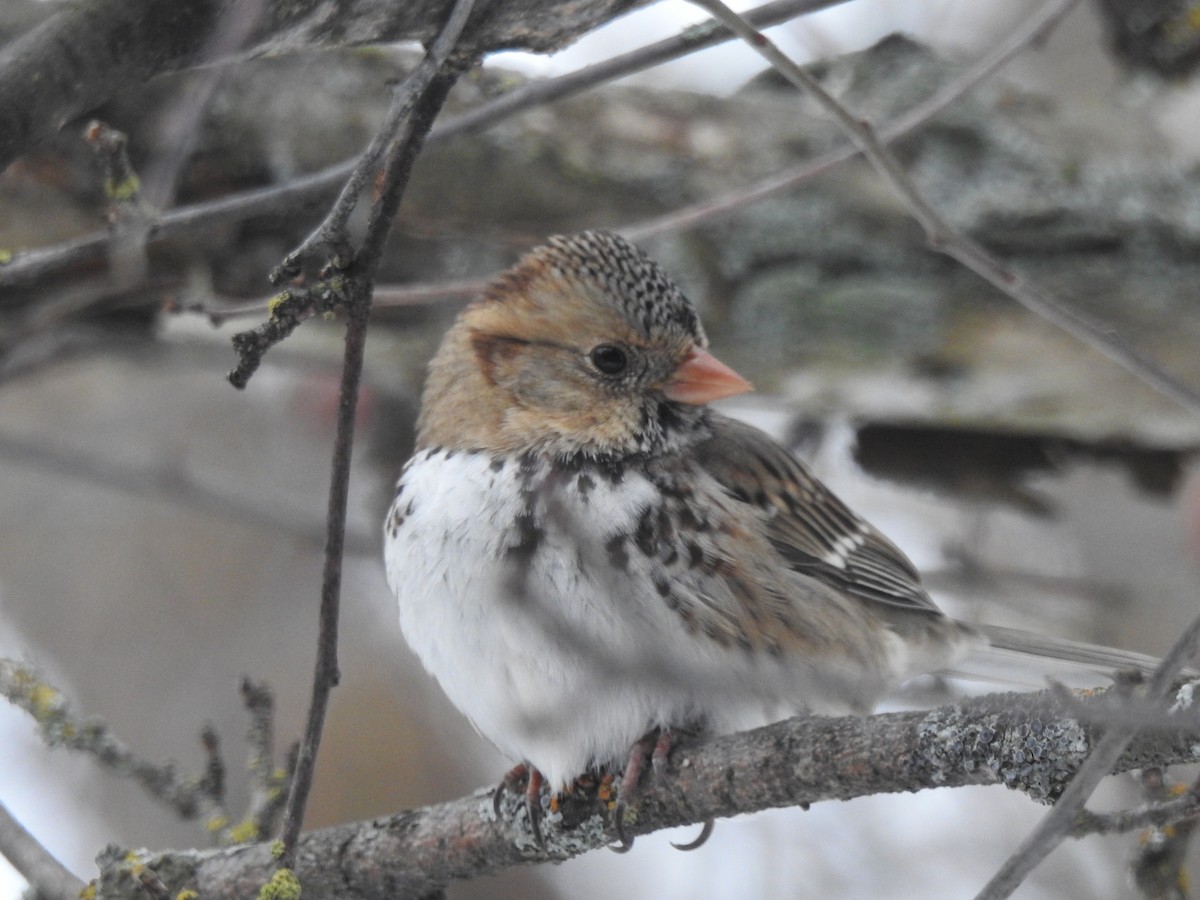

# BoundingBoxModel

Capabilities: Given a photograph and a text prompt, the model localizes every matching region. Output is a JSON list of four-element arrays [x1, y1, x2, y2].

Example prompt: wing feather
[[694, 414, 942, 615]]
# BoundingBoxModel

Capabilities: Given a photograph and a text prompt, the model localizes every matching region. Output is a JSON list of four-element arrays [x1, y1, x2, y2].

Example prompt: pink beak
[[663, 347, 753, 405]]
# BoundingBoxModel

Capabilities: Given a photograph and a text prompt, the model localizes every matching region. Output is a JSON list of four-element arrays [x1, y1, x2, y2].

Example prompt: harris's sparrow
[[383, 230, 1146, 837]]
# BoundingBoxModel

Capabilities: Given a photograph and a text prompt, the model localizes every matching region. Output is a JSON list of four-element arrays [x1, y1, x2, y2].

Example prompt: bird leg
[[611, 728, 714, 853]]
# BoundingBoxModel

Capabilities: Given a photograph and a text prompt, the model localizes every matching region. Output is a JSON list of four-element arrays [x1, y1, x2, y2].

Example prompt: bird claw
[[670, 818, 714, 851], [608, 728, 715, 853], [610, 799, 635, 853], [493, 762, 548, 848]]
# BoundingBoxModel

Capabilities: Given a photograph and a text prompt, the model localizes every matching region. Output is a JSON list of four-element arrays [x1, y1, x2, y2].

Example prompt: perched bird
[[384, 231, 1157, 843]]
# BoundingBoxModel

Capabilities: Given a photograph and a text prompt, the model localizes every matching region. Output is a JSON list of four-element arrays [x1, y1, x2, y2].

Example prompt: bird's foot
[[611, 728, 714, 853], [493, 762, 549, 847]]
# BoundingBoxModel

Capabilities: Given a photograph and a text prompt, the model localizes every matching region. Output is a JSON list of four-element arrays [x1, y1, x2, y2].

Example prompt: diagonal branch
[[975, 610, 1200, 899], [0, 0, 842, 294], [688, 0, 1200, 420], [0, 799, 85, 900], [82, 684, 1200, 899]]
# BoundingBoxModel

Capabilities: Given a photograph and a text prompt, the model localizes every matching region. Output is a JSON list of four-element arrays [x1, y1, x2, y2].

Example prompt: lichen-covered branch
[[81, 685, 1200, 899], [0, 659, 292, 847]]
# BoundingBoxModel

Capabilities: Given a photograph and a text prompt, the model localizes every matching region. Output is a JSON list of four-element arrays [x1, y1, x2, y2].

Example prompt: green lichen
[[206, 814, 230, 833], [0, 249, 13, 265], [270, 839, 286, 860], [267, 291, 291, 317], [175, 891, 199, 900], [227, 817, 260, 844], [257, 867, 301, 900], [28, 682, 60, 720], [105, 174, 141, 202]]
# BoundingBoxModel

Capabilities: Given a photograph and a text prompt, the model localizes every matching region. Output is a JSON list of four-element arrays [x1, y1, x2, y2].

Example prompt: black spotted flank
[[387, 497, 415, 538], [506, 510, 543, 564], [606, 534, 630, 572], [575, 472, 595, 500], [634, 507, 658, 556]]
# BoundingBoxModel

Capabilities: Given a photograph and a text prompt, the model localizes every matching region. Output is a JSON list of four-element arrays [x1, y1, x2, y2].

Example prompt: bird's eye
[[589, 344, 628, 376]]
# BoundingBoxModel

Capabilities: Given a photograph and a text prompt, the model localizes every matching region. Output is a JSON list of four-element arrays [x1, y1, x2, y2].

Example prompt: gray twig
[[0, 799, 85, 900], [688, 0, 1200, 419], [272, 0, 480, 868], [0, 658, 293, 847], [976, 613, 1200, 899], [0, 0, 840, 295]]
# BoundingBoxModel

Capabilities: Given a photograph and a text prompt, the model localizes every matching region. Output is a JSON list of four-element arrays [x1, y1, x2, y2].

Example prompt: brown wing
[[694, 414, 943, 616]]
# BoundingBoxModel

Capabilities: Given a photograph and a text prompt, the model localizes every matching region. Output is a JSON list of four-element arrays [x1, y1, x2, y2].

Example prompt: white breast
[[387, 449, 732, 787], [383, 448, 908, 788]]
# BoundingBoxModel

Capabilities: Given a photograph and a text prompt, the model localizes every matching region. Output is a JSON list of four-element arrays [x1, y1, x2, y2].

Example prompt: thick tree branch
[[690, 0, 1200, 413], [79, 685, 1200, 898], [0, 0, 839, 294], [0, 0, 648, 171]]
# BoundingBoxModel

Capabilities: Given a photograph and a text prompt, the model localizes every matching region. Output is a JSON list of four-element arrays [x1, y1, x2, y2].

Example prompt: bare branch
[[0, 658, 294, 848], [273, 0, 479, 867], [0, 0, 842, 295], [626, 0, 1080, 241], [84, 685, 1200, 899], [0, 658, 222, 823], [976, 611, 1200, 899], [0, 799, 85, 900], [0, 0, 653, 172], [687, 0, 1200, 420]]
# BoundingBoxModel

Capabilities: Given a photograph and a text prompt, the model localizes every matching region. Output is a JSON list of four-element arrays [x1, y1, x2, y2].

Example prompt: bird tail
[[944, 623, 1191, 690]]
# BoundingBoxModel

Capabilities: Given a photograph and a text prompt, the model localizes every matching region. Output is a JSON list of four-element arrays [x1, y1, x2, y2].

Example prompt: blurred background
[[3, 0, 1200, 896]]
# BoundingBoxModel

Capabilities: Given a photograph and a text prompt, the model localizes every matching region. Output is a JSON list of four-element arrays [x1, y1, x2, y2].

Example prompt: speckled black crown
[[543, 231, 707, 346]]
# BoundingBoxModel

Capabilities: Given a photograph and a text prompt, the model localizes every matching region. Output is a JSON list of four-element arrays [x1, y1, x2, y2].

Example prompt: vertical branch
[[274, 0, 479, 866]]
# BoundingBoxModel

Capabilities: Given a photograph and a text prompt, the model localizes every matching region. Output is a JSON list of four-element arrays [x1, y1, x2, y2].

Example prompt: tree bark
[[0, 0, 647, 171], [90, 688, 1200, 899]]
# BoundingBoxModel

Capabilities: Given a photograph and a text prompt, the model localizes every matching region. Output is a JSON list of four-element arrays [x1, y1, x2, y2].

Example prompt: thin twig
[[0, 658, 221, 822], [627, 0, 1079, 241], [0, 799, 86, 900], [689, 0, 1200, 419], [1, 658, 293, 848], [0, 0, 842, 294], [241, 678, 294, 841], [975, 611, 1200, 899], [191, 0, 1085, 323], [1071, 789, 1200, 838], [274, 0, 478, 866]]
